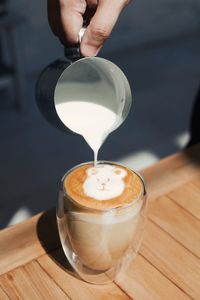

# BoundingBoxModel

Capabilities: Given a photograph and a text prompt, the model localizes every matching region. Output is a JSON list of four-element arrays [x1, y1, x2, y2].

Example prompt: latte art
[[64, 162, 143, 210], [83, 165, 127, 200]]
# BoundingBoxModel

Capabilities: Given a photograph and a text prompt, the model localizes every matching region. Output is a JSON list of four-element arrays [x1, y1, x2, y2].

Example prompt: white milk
[[55, 101, 117, 165]]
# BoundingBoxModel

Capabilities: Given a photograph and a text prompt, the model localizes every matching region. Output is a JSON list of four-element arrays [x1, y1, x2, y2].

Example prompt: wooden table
[[0, 145, 200, 299]]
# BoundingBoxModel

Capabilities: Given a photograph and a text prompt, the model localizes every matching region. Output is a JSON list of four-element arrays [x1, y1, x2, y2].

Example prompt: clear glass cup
[[57, 161, 147, 284]]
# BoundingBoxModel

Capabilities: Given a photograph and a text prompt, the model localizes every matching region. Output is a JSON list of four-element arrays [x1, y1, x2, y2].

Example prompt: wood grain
[[193, 178, 200, 189], [116, 254, 191, 300], [37, 248, 130, 300], [141, 144, 200, 201], [148, 195, 200, 257], [0, 260, 69, 299], [168, 181, 200, 220], [0, 287, 9, 300], [0, 209, 60, 276], [140, 220, 200, 300]]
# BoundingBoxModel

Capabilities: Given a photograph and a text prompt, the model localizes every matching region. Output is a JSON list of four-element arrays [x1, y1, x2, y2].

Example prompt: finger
[[56, 0, 87, 45], [80, 0, 129, 56]]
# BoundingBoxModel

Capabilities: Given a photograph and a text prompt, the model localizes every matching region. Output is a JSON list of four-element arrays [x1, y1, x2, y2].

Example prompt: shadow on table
[[184, 143, 200, 167], [36, 209, 81, 280]]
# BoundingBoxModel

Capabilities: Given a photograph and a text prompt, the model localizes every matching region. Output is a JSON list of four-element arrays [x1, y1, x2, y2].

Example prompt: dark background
[[0, 0, 200, 227]]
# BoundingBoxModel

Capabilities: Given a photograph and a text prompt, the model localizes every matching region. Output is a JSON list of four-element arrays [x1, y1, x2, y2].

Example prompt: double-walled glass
[[57, 161, 147, 284]]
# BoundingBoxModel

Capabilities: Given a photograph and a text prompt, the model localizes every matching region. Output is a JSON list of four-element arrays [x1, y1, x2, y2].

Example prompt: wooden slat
[[193, 178, 200, 189], [0, 260, 70, 300], [140, 220, 200, 300], [116, 254, 191, 300], [141, 144, 200, 201], [168, 181, 200, 220], [0, 287, 9, 300], [0, 209, 60, 276], [149, 195, 200, 257], [37, 248, 130, 300]]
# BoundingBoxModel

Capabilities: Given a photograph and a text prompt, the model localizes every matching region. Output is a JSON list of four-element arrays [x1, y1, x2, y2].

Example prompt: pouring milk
[[55, 101, 118, 165]]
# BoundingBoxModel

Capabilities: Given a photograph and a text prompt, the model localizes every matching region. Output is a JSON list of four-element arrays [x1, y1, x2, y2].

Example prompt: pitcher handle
[[64, 26, 87, 61]]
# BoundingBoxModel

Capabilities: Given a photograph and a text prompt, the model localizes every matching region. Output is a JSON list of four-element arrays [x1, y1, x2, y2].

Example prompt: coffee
[[64, 163, 143, 209], [58, 162, 145, 272]]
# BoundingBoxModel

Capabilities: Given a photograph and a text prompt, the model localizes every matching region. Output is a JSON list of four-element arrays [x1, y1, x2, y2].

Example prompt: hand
[[48, 0, 130, 57]]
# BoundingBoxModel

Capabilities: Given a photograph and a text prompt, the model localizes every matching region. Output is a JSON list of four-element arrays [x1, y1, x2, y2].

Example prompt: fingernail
[[80, 43, 100, 57]]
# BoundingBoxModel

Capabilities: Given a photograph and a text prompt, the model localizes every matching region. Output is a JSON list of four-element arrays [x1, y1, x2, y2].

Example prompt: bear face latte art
[[83, 165, 127, 200], [65, 163, 143, 209]]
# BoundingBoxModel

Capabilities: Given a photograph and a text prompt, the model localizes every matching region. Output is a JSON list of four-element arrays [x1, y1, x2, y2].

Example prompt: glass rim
[[61, 160, 146, 213]]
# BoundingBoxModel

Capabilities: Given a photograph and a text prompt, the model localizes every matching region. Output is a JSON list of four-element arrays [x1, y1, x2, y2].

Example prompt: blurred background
[[0, 0, 200, 228]]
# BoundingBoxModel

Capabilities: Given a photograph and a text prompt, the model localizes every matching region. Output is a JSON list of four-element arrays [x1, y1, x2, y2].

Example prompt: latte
[[58, 162, 145, 272]]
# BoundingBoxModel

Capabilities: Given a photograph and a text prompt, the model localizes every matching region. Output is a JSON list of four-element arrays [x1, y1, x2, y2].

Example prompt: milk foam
[[83, 164, 127, 200], [55, 101, 117, 164]]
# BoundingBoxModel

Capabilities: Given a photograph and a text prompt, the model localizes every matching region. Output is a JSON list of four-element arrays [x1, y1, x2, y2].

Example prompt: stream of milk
[[55, 101, 118, 166]]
